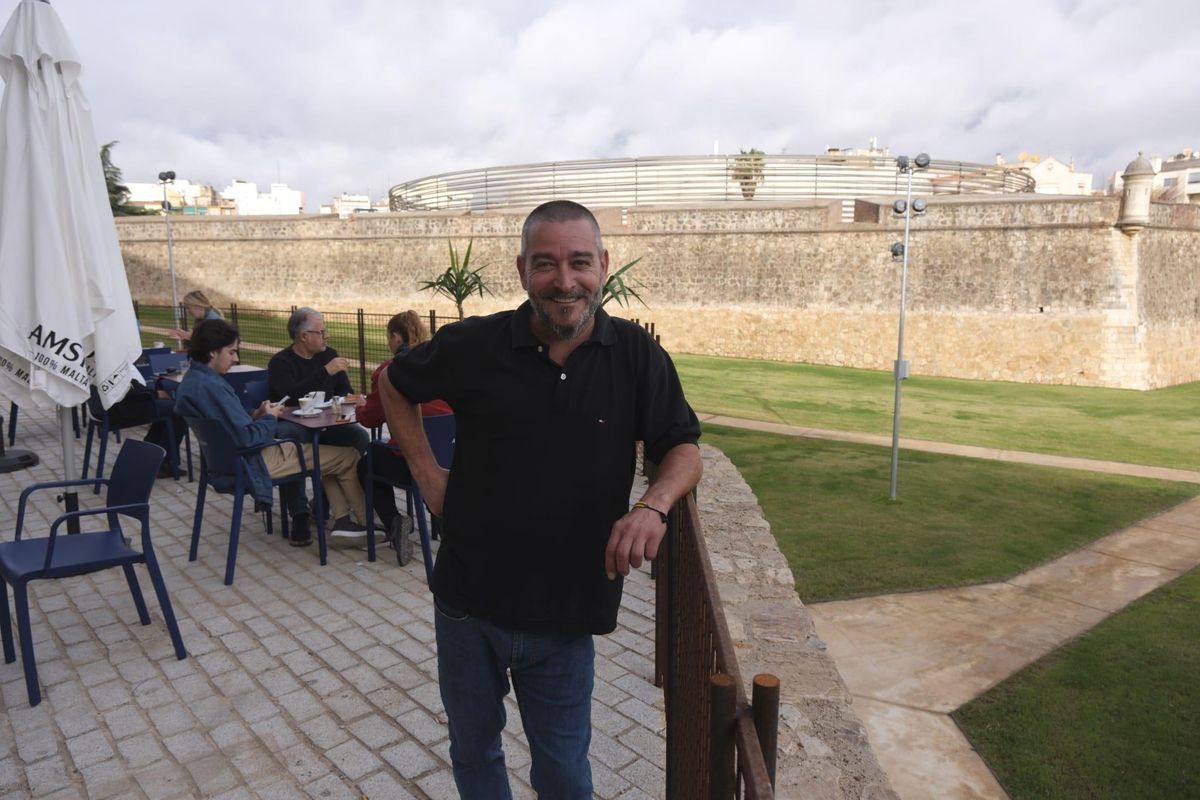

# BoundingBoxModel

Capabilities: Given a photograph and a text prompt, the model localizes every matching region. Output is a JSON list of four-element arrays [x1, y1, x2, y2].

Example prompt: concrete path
[[0, 402, 668, 799], [696, 414, 1200, 485], [693, 413, 1200, 799]]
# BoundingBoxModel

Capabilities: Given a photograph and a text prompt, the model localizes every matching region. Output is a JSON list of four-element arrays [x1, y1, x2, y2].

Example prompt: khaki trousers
[[259, 441, 368, 524]]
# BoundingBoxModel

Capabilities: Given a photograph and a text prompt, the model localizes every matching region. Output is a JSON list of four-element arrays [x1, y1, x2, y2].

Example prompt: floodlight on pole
[[888, 153, 929, 500], [158, 170, 180, 345]]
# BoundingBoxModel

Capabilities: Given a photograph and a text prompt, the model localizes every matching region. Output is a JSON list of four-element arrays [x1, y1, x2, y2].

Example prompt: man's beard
[[529, 288, 602, 341]]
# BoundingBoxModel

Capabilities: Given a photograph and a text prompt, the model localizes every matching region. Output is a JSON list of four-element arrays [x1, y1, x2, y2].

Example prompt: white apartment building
[[995, 153, 1094, 195], [220, 180, 304, 215], [1107, 148, 1200, 203], [318, 193, 390, 219]]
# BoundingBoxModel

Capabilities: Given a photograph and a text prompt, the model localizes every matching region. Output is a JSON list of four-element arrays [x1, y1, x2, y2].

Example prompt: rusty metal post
[[356, 309, 368, 394], [429, 309, 438, 333], [710, 673, 737, 799], [752, 674, 780, 789]]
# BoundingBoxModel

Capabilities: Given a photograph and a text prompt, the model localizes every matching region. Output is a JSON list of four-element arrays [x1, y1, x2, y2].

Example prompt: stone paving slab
[[0, 403, 669, 799]]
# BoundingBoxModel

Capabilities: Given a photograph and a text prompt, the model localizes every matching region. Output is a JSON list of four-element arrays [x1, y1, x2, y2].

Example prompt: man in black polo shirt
[[381, 200, 702, 798]]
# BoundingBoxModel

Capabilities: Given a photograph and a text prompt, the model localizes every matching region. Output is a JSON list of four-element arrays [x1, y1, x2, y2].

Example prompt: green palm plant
[[419, 239, 493, 320], [602, 257, 647, 308], [730, 148, 766, 199]]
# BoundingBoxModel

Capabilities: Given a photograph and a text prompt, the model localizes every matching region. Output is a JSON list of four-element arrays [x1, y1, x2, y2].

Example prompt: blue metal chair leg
[[11, 581, 41, 706], [225, 491, 244, 586], [143, 549, 187, 660], [94, 421, 111, 494], [189, 478, 208, 562], [82, 423, 95, 480], [121, 563, 152, 626], [0, 578, 14, 664]]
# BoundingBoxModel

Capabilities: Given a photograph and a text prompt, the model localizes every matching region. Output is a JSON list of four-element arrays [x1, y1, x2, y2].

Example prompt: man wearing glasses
[[269, 307, 373, 539]]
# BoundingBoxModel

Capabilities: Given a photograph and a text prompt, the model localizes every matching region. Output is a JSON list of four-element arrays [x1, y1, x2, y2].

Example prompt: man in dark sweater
[[381, 200, 703, 798], [269, 307, 373, 540]]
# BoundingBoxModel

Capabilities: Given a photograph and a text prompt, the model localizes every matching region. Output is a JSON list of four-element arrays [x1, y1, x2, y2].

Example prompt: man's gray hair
[[520, 200, 603, 257], [287, 307, 320, 341]]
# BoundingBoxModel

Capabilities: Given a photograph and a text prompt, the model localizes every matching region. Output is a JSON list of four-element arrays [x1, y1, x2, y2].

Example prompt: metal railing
[[133, 303, 415, 394], [657, 488, 780, 798], [134, 304, 661, 395], [390, 153, 1035, 212]]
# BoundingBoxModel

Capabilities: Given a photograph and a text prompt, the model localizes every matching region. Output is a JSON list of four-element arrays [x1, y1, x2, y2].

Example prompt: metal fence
[[134, 303, 661, 395], [132, 303, 457, 394], [390, 153, 1036, 212], [657, 488, 780, 798]]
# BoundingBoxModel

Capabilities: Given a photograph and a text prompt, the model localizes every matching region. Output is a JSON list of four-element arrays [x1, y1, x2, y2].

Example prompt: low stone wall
[[116, 196, 1200, 389], [695, 444, 897, 799]]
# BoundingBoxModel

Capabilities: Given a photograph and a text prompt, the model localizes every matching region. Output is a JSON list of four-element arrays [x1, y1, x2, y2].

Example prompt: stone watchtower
[[1116, 152, 1156, 235]]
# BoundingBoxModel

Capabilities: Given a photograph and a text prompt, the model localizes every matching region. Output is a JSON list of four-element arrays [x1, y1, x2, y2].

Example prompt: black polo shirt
[[388, 302, 700, 635]]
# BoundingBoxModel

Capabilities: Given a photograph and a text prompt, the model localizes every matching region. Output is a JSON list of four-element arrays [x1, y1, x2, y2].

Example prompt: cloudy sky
[[24, 0, 1198, 208]]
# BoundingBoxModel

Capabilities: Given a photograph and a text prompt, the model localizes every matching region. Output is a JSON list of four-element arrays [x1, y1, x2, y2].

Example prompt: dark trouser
[[143, 398, 186, 464], [279, 482, 308, 517], [357, 441, 413, 528], [434, 598, 595, 799]]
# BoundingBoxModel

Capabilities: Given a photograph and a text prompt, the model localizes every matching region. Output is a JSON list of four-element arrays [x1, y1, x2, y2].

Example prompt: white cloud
[[28, 0, 1199, 206]]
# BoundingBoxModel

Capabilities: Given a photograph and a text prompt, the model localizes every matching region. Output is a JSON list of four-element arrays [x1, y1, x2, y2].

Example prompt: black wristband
[[632, 501, 669, 524]]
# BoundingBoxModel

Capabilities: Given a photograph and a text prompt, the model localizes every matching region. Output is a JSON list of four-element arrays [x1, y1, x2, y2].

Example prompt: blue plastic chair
[[148, 351, 189, 375], [0, 440, 187, 707], [241, 380, 269, 412], [82, 386, 192, 491], [184, 416, 322, 585], [364, 413, 455, 583], [8, 402, 82, 444]]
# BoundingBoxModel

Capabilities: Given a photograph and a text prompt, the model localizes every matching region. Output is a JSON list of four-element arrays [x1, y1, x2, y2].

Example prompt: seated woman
[[168, 289, 223, 341], [174, 319, 369, 547], [356, 311, 451, 565], [92, 379, 186, 479]]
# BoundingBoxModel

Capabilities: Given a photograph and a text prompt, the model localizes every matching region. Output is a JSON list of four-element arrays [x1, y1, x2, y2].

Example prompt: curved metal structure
[[389, 153, 1035, 212]]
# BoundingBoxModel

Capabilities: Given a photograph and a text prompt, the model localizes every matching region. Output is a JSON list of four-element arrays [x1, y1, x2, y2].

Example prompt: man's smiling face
[[518, 217, 609, 342]]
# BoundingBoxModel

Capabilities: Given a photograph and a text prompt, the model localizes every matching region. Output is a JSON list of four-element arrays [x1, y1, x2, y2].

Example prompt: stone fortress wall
[[116, 196, 1200, 390]]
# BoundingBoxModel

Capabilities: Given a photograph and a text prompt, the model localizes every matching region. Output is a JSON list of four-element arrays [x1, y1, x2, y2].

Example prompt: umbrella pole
[[59, 405, 80, 534]]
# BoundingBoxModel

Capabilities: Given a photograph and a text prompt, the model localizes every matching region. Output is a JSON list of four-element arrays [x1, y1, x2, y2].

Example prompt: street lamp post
[[158, 170, 179, 345], [888, 153, 930, 500]]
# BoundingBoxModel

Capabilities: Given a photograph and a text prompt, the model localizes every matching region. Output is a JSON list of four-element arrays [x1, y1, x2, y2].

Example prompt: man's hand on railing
[[605, 504, 668, 580]]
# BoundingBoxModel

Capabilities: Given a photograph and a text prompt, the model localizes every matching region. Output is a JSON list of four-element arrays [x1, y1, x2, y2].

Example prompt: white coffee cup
[[299, 395, 316, 412]]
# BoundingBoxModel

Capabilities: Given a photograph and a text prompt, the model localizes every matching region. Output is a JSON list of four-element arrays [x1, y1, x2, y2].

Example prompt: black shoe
[[390, 515, 415, 566], [330, 515, 381, 547], [290, 512, 313, 547]]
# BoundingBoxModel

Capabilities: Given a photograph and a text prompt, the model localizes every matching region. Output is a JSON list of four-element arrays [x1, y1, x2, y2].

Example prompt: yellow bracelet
[[632, 501, 669, 524]]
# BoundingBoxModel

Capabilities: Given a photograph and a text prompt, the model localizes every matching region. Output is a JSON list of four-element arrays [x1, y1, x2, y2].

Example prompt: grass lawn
[[702, 424, 1200, 601], [953, 566, 1200, 799], [676, 354, 1200, 471]]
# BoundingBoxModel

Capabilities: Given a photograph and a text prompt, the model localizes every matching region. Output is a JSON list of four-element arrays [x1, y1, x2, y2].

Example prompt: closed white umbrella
[[0, 0, 142, 495]]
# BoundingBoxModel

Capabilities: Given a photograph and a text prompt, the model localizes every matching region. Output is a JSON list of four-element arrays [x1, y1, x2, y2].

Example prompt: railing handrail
[[390, 152, 1035, 212], [659, 485, 778, 798]]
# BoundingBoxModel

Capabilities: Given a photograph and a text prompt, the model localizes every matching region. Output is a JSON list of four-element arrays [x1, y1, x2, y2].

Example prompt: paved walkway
[[0, 403, 668, 799], [696, 413, 1200, 799], [697, 414, 1200, 485]]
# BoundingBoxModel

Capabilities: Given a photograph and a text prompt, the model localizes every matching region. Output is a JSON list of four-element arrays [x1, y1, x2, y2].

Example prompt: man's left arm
[[604, 441, 703, 580]]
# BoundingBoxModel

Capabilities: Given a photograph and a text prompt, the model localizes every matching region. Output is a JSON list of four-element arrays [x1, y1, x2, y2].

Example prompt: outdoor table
[[282, 398, 370, 566]]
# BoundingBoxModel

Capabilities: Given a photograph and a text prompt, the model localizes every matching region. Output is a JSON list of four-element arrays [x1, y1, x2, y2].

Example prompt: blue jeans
[[434, 597, 594, 799]]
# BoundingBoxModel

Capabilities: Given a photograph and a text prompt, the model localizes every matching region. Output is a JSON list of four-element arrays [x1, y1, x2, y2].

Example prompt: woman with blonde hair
[[168, 290, 223, 339]]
